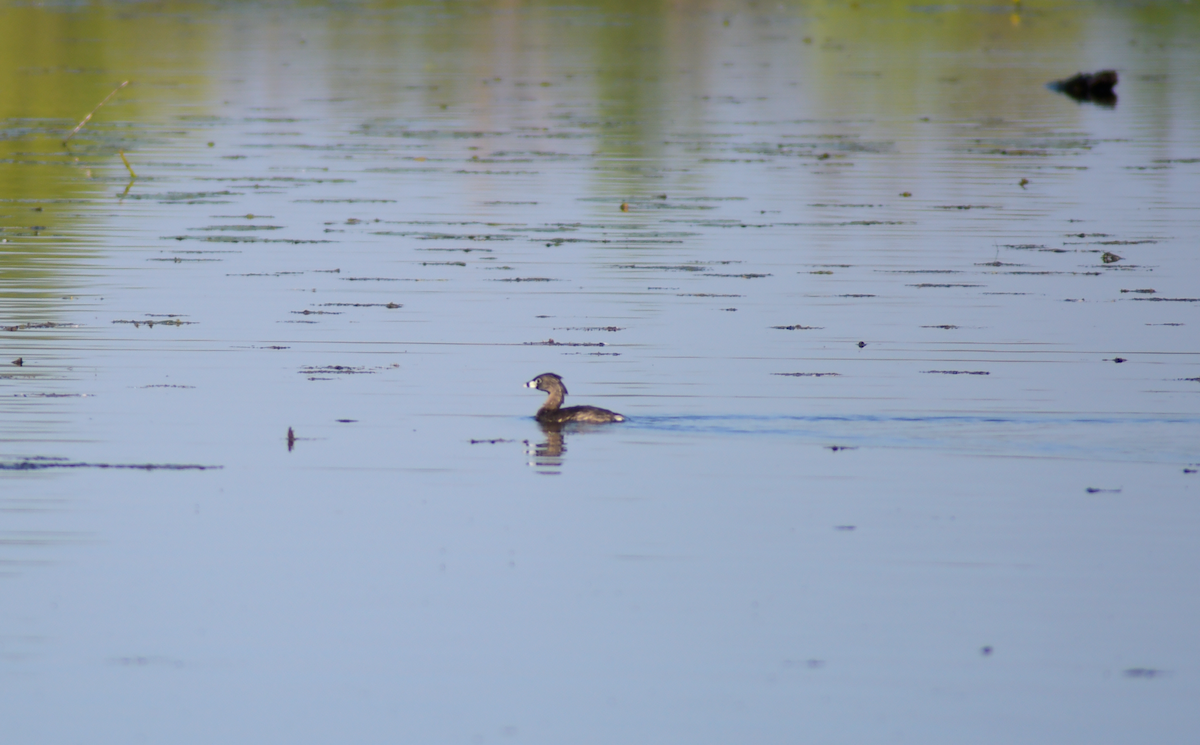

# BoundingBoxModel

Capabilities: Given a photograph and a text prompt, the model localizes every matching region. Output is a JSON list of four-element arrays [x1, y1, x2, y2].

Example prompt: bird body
[[526, 372, 625, 424]]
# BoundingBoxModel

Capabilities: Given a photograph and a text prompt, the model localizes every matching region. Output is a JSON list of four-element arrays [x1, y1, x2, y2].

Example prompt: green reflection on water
[[1, 0, 1196, 310]]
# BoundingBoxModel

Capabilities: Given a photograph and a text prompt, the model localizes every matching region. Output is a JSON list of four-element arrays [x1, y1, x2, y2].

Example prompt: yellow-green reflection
[[1, 0, 1197, 312]]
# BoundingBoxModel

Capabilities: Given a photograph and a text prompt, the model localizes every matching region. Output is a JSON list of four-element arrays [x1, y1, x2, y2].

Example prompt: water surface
[[2, 1, 1199, 743]]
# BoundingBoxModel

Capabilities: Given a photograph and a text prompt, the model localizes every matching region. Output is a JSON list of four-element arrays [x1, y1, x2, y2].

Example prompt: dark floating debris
[[148, 257, 222, 263], [1049, 70, 1118, 106], [1120, 289, 1155, 294], [774, 372, 840, 377], [287, 427, 296, 451], [190, 224, 283, 232], [908, 283, 984, 288], [922, 325, 959, 329], [882, 270, 963, 274], [4, 321, 76, 331], [826, 445, 857, 452], [10, 357, 21, 366], [1132, 297, 1200, 302], [492, 277, 559, 282], [1086, 487, 1122, 494], [1101, 251, 1123, 264], [470, 438, 513, 444], [981, 646, 994, 656], [229, 271, 305, 277], [1123, 668, 1166, 679], [923, 370, 989, 375], [1110, 357, 1127, 363], [300, 365, 374, 375], [0, 459, 220, 471], [319, 302, 402, 308], [524, 339, 606, 347], [772, 325, 822, 330], [112, 318, 194, 327], [614, 264, 707, 272], [841, 294, 876, 298]]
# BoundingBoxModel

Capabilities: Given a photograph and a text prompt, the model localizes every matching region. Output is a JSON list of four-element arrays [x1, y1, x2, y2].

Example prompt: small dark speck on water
[[1111, 358, 1127, 363], [1183, 468, 1197, 474], [1123, 668, 1167, 679], [981, 646, 993, 656], [336, 419, 357, 423], [827, 445, 858, 452], [857, 341, 866, 348], [1086, 487, 1122, 494], [11, 357, 22, 366]]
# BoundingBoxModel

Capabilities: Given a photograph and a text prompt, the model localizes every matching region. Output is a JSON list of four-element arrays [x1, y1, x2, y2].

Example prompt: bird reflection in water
[[526, 422, 566, 474], [523, 372, 625, 474]]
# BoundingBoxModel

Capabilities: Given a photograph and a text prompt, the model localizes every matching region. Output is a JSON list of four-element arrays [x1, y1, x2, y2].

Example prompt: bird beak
[[525, 379, 537, 388]]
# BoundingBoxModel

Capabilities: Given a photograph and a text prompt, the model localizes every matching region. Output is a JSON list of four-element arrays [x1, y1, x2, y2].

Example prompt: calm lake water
[[2, 1, 1199, 742]]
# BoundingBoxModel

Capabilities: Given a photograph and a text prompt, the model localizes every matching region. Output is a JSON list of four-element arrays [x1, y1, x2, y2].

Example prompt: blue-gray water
[[2, 1, 1199, 742]]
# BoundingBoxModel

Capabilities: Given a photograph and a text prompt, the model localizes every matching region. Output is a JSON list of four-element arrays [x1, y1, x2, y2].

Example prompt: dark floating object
[[0, 459, 219, 471], [826, 445, 857, 452], [1101, 251, 1123, 264], [923, 370, 990, 375], [1111, 357, 1127, 363], [1086, 487, 1122, 494], [981, 646, 994, 656], [857, 341, 866, 348], [524, 339, 606, 348], [287, 426, 296, 451], [10, 357, 21, 366], [1049, 70, 1118, 106], [1123, 668, 1166, 679], [526, 372, 625, 424]]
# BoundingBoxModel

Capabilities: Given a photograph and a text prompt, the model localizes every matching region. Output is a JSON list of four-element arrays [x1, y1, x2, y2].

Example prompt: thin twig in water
[[119, 150, 137, 179], [63, 80, 130, 145]]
